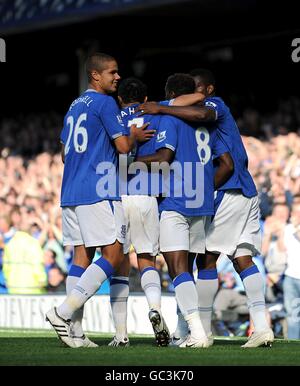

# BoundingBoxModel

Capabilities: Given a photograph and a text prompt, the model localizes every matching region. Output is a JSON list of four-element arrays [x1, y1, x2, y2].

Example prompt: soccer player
[[136, 73, 233, 348], [137, 69, 274, 348], [45, 53, 153, 348], [108, 77, 170, 347]]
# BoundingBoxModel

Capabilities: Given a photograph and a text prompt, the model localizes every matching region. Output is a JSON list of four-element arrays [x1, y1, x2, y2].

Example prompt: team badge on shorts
[[121, 225, 127, 238]]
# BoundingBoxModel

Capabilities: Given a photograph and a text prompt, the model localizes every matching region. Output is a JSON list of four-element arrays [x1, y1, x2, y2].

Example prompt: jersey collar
[[85, 89, 99, 93]]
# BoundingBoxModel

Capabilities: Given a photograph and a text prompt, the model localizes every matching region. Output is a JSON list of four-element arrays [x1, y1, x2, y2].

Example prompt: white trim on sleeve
[[164, 144, 175, 152], [112, 132, 124, 139]]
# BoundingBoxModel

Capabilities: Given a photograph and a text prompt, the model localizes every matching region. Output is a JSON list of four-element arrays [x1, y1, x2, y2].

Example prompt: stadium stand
[[1, 0, 300, 340]]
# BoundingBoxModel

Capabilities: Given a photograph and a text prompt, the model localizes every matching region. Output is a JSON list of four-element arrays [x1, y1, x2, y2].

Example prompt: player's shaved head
[[85, 52, 116, 82], [118, 77, 147, 104], [165, 73, 195, 99], [190, 68, 216, 88]]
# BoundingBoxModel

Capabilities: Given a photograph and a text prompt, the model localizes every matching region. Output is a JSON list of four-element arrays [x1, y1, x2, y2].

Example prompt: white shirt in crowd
[[284, 223, 300, 280]]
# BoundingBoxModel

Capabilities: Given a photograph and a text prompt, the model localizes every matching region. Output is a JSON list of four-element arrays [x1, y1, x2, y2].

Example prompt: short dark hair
[[190, 68, 216, 88], [165, 73, 195, 99], [85, 52, 116, 82], [118, 77, 147, 104]]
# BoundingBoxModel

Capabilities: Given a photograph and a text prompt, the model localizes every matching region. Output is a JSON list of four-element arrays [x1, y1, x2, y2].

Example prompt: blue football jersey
[[156, 115, 228, 216], [60, 90, 127, 207], [204, 97, 257, 198], [120, 104, 161, 196]]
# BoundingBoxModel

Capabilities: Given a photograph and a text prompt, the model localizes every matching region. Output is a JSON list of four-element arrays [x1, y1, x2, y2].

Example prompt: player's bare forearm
[[136, 153, 160, 167], [127, 133, 137, 152], [138, 103, 216, 122], [136, 148, 174, 168], [115, 123, 154, 154], [214, 152, 234, 190], [172, 92, 206, 106], [114, 136, 133, 154]]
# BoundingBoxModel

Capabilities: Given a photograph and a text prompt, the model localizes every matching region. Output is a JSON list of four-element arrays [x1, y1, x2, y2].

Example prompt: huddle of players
[[46, 52, 274, 349]]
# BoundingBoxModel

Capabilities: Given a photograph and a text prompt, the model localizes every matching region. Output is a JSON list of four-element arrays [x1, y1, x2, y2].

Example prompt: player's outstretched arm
[[171, 92, 206, 106], [136, 148, 174, 168], [214, 152, 234, 190], [114, 123, 154, 154], [137, 103, 216, 122], [114, 135, 134, 154]]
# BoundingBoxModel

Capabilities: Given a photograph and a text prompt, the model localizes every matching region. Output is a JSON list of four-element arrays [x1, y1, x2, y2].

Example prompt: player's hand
[[136, 102, 161, 115], [130, 122, 156, 142]]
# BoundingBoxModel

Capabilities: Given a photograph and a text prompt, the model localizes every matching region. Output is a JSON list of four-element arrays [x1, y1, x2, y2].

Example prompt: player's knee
[[73, 245, 94, 268], [165, 260, 182, 280], [137, 254, 154, 272], [234, 256, 253, 273], [114, 254, 130, 276], [196, 252, 217, 270], [173, 260, 188, 278]]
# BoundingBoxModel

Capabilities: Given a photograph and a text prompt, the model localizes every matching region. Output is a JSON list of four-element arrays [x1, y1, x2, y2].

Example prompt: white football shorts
[[206, 190, 261, 258], [159, 210, 209, 253], [62, 200, 126, 248], [122, 195, 159, 256]]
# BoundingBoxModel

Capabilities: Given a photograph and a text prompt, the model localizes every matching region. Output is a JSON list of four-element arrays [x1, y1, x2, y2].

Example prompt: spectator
[[0, 213, 47, 294], [214, 271, 249, 323], [47, 265, 66, 293], [283, 202, 300, 339], [262, 204, 289, 302], [38, 219, 66, 273], [44, 248, 58, 272]]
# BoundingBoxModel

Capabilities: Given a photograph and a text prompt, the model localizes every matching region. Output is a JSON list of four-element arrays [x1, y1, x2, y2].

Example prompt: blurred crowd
[[0, 151, 69, 294], [0, 96, 300, 338]]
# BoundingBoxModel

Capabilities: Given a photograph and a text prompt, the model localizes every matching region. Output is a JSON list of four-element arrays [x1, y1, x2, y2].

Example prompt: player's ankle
[[116, 333, 128, 341]]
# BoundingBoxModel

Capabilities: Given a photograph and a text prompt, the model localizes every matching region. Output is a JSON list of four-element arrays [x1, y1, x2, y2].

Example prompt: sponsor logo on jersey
[[157, 131, 166, 142], [205, 101, 217, 108]]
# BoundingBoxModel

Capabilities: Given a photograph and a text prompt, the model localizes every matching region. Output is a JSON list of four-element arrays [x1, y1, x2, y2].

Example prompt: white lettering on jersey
[[195, 127, 211, 165], [128, 117, 144, 128], [65, 113, 88, 155], [117, 115, 124, 126], [69, 95, 93, 111]]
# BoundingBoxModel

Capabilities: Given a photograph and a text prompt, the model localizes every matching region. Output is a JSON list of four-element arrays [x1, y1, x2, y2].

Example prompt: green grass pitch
[[0, 329, 300, 366]]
